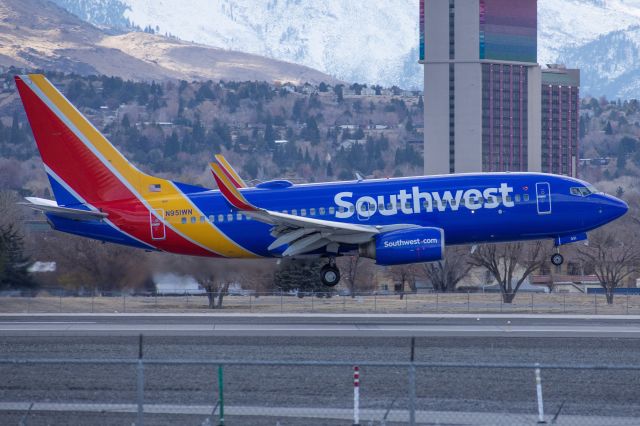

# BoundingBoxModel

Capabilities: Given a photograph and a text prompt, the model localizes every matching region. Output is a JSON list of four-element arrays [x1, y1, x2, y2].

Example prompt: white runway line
[[0, 402, 635, 425]]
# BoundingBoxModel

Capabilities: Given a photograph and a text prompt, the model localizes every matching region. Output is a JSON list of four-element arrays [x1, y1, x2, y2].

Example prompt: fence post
[[534, 364, 545, 424], [374, 293, 377, 312], [136, 334, 144, 426], [467, 292, 470, 313], [280, 292, 283, 313], [406, 293, 409, 313], [594, 293, 597, 315], [563, 294, 566, 314], [218, 365, 225, 426], [408, 363, 416, 426], [531, 293, 534, 313], [249, 294, 253, 313], [91, 295, 94, 314], [123, 295, 126, 313], [436, 293, 439, 313], [353, 366, 360, 426], [311, 293, 314, 312], [343, 294, 346, 311], [59, 293, 62, 312], [627, 294, 630, 315]]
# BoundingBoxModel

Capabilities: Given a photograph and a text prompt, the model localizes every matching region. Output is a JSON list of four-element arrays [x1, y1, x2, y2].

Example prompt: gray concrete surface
[[1, 313, 640, 337], [1, 315, 640, 424]]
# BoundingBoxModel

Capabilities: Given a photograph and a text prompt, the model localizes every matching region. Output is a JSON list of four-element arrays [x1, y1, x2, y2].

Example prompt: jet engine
[[359, 227, 445, 266]]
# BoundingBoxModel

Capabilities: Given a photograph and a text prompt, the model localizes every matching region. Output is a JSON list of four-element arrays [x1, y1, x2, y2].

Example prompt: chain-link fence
[[1, 291, 640, 314], [1, 354, 639, 425]]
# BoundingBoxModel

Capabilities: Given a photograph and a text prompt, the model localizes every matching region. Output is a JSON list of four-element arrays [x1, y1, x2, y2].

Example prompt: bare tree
[[577, 225, 640, 304], [337, 255, 376, 296], [470, 241, 546, 303], [163, 256, 276, 308], [419, 246, 473, 292], [38, 233, 152, 293], [388, 264, 419, 298]]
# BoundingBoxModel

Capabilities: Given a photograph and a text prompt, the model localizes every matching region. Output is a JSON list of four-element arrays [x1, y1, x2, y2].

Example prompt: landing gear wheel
[[551, 253, 564, 266], [320, 264, 341, 287]]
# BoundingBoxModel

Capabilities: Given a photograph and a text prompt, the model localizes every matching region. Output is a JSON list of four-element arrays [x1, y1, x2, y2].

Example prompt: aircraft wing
[[20, 197, 108, 221], [210, 163, 382, 257]]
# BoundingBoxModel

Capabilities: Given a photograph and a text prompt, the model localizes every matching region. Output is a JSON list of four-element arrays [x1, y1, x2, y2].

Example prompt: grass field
[[0, 293, 637, 315]]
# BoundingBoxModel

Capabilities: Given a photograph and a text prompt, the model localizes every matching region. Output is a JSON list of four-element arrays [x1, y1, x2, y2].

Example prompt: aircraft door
[[150, 209, 166, 240], [535, 182, 552, 215], [356, 198, 373, 221]]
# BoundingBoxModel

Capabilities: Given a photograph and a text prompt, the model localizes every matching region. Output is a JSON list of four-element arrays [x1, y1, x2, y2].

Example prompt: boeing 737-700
[[14, 74, 628, 286]]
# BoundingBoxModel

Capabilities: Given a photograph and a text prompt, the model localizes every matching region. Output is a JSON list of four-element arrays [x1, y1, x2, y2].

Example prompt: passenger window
[[319, 207, 326, 215], [506, 196, 512, 203], [292, 209, 298, 215], [310, 208, 316, 216], [190, 217, 196, 224], [570, 187, 580, 196], [329, 207, 336, 215], [515, 194, 521, 203], [227, 214, 233, 221], [236, 213, 243, 221], [200, 216, 205, 223], [301, 208, 307, 216], [209, 215, 215, 223], [369, 204, 375, 212], [181, 217, 187, 224], [524, 194, 530, 201], [218, 214, 224, 222], [349, 206, 355, 212]]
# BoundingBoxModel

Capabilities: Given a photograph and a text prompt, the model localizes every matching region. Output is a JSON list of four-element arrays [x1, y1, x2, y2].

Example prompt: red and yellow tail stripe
[[211, 163, 257, 211], [214, 154, 248, 188], [16, 74, 257, 258]]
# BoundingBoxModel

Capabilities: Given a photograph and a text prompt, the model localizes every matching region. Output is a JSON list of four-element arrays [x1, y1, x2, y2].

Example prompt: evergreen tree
[[164, 131, 180, 157], [604, 121, 613, 135], [0, 225, 33, 290]]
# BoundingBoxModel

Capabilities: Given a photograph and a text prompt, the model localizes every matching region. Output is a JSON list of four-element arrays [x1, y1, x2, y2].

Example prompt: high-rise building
[[421, 0, 579, 177], [541, 66, 580, 176]]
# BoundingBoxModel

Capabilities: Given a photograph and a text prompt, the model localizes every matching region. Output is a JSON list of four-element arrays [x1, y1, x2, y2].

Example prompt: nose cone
[[598, 194, 628, 223]]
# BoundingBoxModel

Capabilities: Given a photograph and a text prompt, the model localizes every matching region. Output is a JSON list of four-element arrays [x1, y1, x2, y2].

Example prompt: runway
[[0, 313, 640, 337], [2, 314, 640, 424]]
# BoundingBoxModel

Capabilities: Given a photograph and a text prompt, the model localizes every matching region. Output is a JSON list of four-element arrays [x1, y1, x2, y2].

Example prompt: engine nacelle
[[360, 227, 445, 266]]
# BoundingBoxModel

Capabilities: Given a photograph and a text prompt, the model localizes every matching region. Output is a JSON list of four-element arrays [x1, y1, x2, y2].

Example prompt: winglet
[[213, 154, 247, 188], [211, 163, 257, 211]]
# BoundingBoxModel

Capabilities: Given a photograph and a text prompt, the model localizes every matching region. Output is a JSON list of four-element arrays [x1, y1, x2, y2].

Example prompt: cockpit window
[[570, 186, 598, 197]]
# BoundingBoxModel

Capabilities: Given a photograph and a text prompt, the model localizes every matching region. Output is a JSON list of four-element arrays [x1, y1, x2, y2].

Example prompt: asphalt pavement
[[1, 314, 639, 425]]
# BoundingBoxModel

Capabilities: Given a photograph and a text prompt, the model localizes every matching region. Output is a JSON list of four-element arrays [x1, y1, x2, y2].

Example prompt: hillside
[[52, 0, 640, 98], [0, 0, 338, 84]]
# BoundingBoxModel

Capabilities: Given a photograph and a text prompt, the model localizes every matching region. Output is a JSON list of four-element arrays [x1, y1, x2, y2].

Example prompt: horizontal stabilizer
[[20, 197, 108, 221]]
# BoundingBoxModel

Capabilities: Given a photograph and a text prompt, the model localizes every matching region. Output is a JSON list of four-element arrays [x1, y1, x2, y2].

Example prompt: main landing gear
[[320, 258, 341, 287]]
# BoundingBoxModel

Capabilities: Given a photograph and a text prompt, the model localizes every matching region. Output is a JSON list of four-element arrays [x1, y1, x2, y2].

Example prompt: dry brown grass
[[0, 293, 637, 315]]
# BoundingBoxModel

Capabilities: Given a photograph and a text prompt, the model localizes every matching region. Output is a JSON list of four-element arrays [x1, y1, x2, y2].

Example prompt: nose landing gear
[[320, 258, 341, 287], [551, 252, 564, 266]]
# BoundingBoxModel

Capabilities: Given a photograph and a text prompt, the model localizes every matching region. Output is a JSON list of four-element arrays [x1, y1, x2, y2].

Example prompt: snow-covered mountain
[[50, 0, 640, 98]]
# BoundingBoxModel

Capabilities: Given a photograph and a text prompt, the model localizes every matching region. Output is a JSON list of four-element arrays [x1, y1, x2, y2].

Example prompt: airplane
[[14, 74, 628, 287]]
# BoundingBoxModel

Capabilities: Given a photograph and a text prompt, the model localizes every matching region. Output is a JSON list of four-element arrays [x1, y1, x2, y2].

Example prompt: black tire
[[320, 265, 341, 287], [551, 253, 564, 266]]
